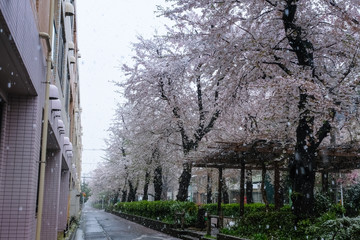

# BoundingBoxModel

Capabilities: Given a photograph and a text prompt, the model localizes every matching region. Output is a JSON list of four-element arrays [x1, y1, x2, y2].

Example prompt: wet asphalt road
[[74, 204, 180, 240]]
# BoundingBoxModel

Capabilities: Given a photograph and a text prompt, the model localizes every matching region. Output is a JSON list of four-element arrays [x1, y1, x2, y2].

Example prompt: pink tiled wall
[[0, 95, 42, 239], [0, 103, 8, 197], [40, 150, 62, 240]]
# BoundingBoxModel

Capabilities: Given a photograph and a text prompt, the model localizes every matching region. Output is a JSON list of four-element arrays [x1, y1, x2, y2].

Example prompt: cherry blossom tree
[[89, 160, 126, 203], [104, 0, 360, 221], [156, 0, 360, 217], [104, 102, 183, 201], [120, 32, 231, 201]]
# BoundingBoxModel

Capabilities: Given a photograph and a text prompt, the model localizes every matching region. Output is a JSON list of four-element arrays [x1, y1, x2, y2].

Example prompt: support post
[[217, 167, 223, 228], [322, 172, 329, 193], [246, 169, 253, 204], [206, 213, 211, 236], [207, 169, 212, 203], [240, 161, 245, 217], [274, 162, 281, 210]]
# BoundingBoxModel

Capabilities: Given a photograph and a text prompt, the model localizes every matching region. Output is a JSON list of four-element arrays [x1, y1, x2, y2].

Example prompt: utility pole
[[81, 176, 92, 208]]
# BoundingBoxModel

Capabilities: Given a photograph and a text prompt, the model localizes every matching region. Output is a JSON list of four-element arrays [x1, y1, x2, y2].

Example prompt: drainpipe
[[36, 0, 55, 239]]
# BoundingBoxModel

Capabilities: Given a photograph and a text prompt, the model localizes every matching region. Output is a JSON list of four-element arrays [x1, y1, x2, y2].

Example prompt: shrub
[[215, 201, 358, 240], [251, 233, 267, 240], [113, 200, 197, 226], [306, 217, 360, 240], [169, 201, 198, 225], [219, 205, 301, 239], [105, 203, 114, 212], [92, 203, 102, 209], [344, 184, 360, 217], [239, 211, 297, 238], [314, 192, 333, 216], [200, 203, 279, 217]]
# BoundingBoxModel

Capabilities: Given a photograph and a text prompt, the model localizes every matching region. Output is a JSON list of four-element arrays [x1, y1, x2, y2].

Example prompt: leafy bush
[[306, 217, 360, 240], [314, 192, 334, 216], [252, 233, 267, 240], [105, 203, 114, 212], [200, 203, 279, 217], [344, 184, 360, 217], [113, 200, 197, 226], [313, 192, 346, 219], [219, 202, 359, 240], [218, 204, 303, 239], [92, 203, 103, 209], [235, 211, 297, 238], [169, 201, 198, 225]]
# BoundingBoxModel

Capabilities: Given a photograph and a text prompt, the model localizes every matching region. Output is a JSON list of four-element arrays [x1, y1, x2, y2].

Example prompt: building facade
[[0, 0, 82, 239]]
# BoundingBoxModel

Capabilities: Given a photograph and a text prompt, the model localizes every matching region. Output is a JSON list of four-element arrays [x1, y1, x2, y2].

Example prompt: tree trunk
[[154, 165, 163, 201], [290, 149, 316, 218], [176, 162, 192, 201], [281, 0, 331, 219], [246, 169, 253, 204], [143, 170, 150, 201], [112, 189, 120, 205], [222, 177, 229, 204], [127, 180, 137, 202], [121, 189, 127, 202], [290, 108, 330, 219], [207, 170, 212, 203], [161, 175, 168, 200]]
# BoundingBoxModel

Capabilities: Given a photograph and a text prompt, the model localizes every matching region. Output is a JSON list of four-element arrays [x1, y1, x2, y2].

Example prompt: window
[[65, 69, 70, 113], [51, 22, 56, 62], [70, 0, 75, 30], [57, 22, 65, 88]]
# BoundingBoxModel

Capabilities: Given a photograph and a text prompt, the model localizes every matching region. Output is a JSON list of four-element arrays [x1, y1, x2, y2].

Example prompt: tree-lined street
[[82, 0, 360, 239], [91, 0, 360, 217]]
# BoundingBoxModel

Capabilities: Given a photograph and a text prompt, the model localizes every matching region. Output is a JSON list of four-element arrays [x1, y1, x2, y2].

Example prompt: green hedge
[[221, 210, 301, 239], [217, 205, 301, 240], [113, 200, 197, 225], [306, 217, 360, 239], [111, 201, 360, 239], [200, 203, 289, 217], [217, 203, 360, 240]]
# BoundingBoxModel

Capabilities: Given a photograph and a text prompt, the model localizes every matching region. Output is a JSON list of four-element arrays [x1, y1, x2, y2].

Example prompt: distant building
[[0, 0, 82, 239]]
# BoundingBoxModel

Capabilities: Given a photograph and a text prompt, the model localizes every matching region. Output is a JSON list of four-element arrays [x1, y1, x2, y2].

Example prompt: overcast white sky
[[77, 0, 168, 177]]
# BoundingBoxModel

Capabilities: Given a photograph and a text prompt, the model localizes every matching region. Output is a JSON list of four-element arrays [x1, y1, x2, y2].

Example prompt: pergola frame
[[188, 139, 360, 222]]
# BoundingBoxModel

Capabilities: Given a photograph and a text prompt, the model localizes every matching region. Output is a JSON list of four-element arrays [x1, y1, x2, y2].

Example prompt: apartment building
[[0, 0, 82, 239]]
